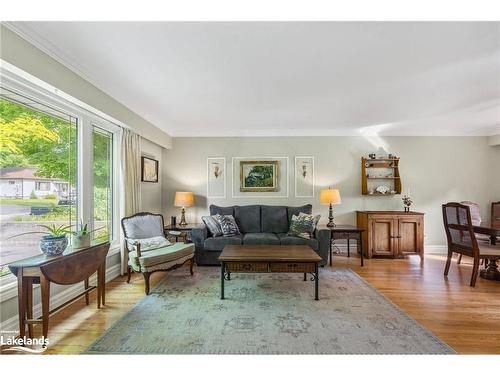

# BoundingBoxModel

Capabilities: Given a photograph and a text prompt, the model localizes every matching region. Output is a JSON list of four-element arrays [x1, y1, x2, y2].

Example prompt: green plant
[[9, 223, 71, 239], [70, 220, 104, 236], [30, 190, 37, 199], [44, 193, 57, 199]]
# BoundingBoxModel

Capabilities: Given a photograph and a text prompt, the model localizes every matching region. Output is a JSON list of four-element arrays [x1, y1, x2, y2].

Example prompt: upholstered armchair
[[121, 212, 195, 295]]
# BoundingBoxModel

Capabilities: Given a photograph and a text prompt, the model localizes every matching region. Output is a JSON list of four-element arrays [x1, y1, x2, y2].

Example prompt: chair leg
[[189, 258, 194, 276], [143, 272, 151, 295], [444, 251, 453, 276], [457, 254, 462, 265], [126, 266, 132, 284], [470, 257, 480, 287]]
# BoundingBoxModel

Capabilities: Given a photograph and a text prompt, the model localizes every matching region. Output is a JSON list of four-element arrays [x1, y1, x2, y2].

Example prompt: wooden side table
[[8, 242, 109, 340], [319, 225, 365, 267], [164, 223, 203, 243]]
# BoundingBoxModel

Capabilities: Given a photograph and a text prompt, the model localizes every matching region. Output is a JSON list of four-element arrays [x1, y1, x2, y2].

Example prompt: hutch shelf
[[361, 157, 402, 195]]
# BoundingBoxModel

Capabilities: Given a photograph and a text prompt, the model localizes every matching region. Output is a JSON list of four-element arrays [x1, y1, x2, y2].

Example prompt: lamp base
[[179, 207, 187, 226], [326, 203, 336, 227]]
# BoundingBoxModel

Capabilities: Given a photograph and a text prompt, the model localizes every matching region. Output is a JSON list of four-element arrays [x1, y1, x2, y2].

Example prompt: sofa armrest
[[314, 228, 331, 266], [191, 224, 208, 251]]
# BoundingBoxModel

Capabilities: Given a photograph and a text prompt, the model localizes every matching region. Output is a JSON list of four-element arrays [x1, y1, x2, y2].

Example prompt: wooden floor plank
[[4, 254, 500, 354]]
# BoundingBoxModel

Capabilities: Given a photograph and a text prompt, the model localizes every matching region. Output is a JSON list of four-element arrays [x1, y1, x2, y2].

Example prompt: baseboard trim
[[0, 263, 121, 337]]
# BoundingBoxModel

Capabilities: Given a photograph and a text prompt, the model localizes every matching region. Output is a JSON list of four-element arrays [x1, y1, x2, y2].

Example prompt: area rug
[[85, 267, 454, 354]]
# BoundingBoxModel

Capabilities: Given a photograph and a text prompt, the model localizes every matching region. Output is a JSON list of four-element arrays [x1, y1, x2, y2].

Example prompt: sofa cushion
[[129, 242, 194, 268], [243, 232, 280, 245], [261, 205, 288, 233], [287, 204, 312, 223], [234, 205, 261, 233], [278, 233, 319, 250], [204, 234, 243, 252], [209, 204, 234, 216]]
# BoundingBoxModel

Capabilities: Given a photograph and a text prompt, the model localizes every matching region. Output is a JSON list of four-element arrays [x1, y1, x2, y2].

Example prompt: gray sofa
[[191, 204, 330, 266]]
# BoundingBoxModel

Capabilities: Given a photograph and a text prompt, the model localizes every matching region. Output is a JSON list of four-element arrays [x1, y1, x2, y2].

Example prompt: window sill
[[0, 244, 121, 303]]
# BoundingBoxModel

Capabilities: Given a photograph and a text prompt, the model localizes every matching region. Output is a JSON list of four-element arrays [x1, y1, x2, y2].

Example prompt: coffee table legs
[[220, 262, 225, 300], [314, 263, 319, 301]]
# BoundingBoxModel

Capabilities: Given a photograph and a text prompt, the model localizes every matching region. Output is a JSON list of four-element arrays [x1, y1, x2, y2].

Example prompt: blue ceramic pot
[[40, 235, 68, 256]]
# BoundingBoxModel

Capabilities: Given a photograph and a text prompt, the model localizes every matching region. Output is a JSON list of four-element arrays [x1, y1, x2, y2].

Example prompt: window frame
[[0, 60, 123, 291]]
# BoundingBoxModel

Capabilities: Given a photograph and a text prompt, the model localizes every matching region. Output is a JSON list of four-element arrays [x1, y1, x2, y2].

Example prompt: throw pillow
[[214, 214, 241, 237], [299, 212, 321, 230], [202, 215, 223, 237], [288, 214, 317, 239], [126, 236, 171, 252]]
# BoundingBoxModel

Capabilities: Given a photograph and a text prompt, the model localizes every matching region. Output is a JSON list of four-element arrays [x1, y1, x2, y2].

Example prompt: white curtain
[[120, 129, 141, 273]]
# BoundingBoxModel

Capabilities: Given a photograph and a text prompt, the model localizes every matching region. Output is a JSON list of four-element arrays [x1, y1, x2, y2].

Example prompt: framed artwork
[[207, 157, 226, 198], [239, 160, 279, 192], [295, 156, 314, 197], [141, 156, 159, 183]]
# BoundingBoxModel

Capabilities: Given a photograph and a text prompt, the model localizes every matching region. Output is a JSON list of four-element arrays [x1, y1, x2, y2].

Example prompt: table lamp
[[320, 188, 341, 227], [174, 191, 194, 226]]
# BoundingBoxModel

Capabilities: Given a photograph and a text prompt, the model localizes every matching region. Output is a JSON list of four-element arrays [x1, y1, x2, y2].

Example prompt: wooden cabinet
[[356, 211, 424, 260]]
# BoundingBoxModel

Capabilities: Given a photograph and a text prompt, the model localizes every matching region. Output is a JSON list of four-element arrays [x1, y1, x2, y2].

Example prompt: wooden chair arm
[[136, 242, 142, 258]]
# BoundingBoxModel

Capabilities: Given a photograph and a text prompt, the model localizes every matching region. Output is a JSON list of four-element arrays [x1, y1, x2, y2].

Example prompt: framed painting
[[207, 157, 226, 198], [295, 156, 314, 197], [239, 160, 279, 192], [141, 156, 159, 183]]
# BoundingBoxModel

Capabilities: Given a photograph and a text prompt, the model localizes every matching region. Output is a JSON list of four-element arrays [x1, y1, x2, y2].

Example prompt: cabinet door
[[371, 218, 396, 256], [398, 217, 422, 255]]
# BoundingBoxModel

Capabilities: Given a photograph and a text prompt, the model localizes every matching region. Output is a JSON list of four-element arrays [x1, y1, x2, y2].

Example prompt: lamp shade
[[320, 188, 341, 205], [174, 191, 194, 207]]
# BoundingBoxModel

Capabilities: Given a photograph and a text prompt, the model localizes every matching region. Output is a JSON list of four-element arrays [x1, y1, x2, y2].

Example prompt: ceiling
[[5, 22, 500, 137]]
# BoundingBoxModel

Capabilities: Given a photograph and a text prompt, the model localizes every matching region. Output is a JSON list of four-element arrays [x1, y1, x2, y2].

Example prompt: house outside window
[[35, 181, 51, 191]]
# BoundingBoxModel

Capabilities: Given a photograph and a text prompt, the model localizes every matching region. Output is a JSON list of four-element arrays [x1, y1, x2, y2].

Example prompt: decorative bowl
[[40, 235, 68, 256]]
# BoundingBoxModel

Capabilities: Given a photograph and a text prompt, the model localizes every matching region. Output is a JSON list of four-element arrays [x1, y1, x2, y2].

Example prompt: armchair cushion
[[126, 236, 171, 252], [128, 242, 195, 271], [122, 213, 164, 239]]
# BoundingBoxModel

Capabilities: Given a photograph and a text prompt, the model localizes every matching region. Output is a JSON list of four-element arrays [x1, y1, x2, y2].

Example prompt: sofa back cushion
[[234, 205, 261, 233], [287, 205, 313, 223], [209, 204, 234, 216], [261, 205, 288, 233]]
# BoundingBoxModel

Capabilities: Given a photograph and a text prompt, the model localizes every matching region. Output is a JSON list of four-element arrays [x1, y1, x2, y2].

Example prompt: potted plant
[[70, 221, 102, 249], [10, 224, 71, 256]]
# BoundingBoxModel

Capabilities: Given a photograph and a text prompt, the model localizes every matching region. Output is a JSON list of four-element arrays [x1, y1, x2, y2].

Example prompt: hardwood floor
[[6, 254, 500, 354]]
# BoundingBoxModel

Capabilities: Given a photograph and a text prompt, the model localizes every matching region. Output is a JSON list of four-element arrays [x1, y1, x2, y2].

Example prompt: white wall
[[162, 136, 500, 248], [0, 25, 172, 149]]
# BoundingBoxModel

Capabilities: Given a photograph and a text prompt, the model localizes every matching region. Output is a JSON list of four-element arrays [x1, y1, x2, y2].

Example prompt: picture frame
[[295, 156, 314, 197], [239, 160, 279, 192], [207, 157, 226, 198], [141, 156, 159, 183]]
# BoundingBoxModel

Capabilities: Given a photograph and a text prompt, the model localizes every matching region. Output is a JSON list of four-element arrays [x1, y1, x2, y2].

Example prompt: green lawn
[[0, 198, 58, 207]]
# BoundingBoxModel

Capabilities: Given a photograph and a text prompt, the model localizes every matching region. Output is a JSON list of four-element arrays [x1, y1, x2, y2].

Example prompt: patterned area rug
[[86, 267, 454, 354]]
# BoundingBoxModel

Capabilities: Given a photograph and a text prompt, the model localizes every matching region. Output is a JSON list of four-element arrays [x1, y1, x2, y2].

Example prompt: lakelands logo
[[0, 334, 49, 353]]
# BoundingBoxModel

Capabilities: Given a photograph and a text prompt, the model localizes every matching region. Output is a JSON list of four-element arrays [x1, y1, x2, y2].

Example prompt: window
[[92, 126, 113, 242], [0, 90, 77, 275], [0, 71, 121, 279], [35, 181, 51, 191]]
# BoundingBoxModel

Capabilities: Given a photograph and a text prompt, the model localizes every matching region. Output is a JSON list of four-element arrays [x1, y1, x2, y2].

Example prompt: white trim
[[294, 156, 315, 198], [0, 263, 121, 337], [424, 245, 448, 254], [206, 157, 226, 199], [231, 157, 289, 198]]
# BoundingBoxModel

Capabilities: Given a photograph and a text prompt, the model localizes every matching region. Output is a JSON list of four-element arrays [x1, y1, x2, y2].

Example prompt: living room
[[0, 1, 499, 371]]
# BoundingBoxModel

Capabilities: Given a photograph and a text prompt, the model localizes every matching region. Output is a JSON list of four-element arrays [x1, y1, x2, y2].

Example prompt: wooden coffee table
[[218, 245, 322, 300]]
